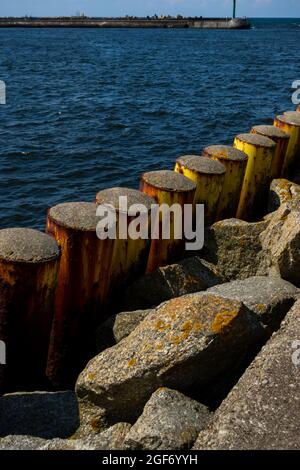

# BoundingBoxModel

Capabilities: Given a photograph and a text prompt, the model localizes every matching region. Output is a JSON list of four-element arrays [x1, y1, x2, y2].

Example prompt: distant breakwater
[[0, 17, 251, 30]]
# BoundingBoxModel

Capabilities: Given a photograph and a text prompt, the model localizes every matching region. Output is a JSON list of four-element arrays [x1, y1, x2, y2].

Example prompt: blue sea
[[0, 18, 300, 229]]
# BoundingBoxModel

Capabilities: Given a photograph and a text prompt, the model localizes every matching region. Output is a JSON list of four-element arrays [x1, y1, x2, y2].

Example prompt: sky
[[1, 0, 300, 18]]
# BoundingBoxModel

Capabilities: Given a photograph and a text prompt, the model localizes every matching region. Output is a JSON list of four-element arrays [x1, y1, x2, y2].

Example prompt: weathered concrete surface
[[96, 309, 153, 353], [201, 219, 270, 281], [76, 293, 264, 427], [0, 392, 79, 439], [0, 228, 59, 263], [124, 388, 211, 450], [193, 300, 300, 450], [261, 203, 300, 286], [208, 276, 298, 331], [48, 202, 98, 231], [120, 257, 224, 312], [96, 187, 154, 211], [142, 169, 196, 192], [0, 423, 132, 451]]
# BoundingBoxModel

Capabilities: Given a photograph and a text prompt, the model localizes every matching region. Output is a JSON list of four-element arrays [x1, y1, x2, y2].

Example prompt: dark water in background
[[0, 18, 300, 229]]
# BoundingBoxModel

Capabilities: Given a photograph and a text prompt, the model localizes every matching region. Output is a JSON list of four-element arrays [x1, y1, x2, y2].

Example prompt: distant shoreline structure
[[0, 16, 251, 29]]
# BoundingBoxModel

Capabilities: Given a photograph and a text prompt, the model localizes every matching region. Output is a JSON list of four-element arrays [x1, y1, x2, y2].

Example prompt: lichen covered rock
[[0, 435, 48, 451], [76, 293, 264, 427], [193, 300, 300, 450], [41, 423, 131, 450], [208, 276, 298, 331], [261, 203, 300, 286], [201, 219, 270, 281], [0, 423, 131, 451]]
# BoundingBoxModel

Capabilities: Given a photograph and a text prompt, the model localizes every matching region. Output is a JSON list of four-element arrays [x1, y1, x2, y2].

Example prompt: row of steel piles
[[176, 108, 300, 222], [0, 178, 197, 389], [0, 107, 300, 390]]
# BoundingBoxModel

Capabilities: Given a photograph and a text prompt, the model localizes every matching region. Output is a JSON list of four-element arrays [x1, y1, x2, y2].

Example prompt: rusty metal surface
[[95, 187, 154, 291], [274, 115, 300, 177], [234, 135, 275, 221], [47, 193, 153, 386], [141, 172, 196, 273], [0, 281, 10, 393], [0, 257, 59, 392], [251, 126, 290, 179], [175, 157, 225, 225], [46, 212, 115, 387], [201, 146, 248, 219], [0, 228, 59, 392]]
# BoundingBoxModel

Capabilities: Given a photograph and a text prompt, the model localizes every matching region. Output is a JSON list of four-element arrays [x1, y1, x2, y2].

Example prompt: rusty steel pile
[[0, 106, 300, 391]]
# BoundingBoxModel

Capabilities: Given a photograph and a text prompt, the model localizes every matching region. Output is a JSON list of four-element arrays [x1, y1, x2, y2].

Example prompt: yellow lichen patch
[[256, 303, 266, 312], [170, 330, 190, 345], [173, 318, 203, 343], [211, 309, 239, 334], [128, 358, 137, 367], [156, 342, 164, 351], [155, 319, 171, 331], [193, 321, 203, 332], [182, 320, 193, 332], [182, 319, 202, 333], [87, 373, 96, 382]]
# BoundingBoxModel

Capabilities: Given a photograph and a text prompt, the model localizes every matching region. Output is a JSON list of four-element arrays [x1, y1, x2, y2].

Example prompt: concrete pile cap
[[176, 155, 226, 175], [235, 133, 276, 148], [203, 145, 248, 162], [276, 113, 300, 127], [96, 187, 155, 213], [0, 228, 59, 264], [251, 125, 290, 140], [141, 170, 196, 193], [48, 202, 99, 232], [284, 111, 300, 124]]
